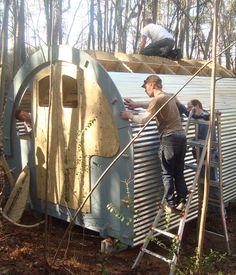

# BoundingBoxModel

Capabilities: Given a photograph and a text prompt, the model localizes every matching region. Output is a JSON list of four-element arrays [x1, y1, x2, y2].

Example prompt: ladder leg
[[132, 247, 145, 269], [220, 201, 231, 254], [217, 113, 231, 254], [169, 265, 176, 275], [132, 200, 165, 269]]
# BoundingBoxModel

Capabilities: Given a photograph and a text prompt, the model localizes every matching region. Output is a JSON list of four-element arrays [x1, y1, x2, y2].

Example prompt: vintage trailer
[[2, 45, 236, 246]]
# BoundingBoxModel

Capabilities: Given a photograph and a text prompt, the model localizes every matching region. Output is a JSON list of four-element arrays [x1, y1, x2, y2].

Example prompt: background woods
[[0, 0, 236, 110]]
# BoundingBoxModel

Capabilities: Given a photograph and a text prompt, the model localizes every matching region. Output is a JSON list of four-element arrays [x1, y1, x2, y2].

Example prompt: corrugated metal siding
[[109, 72, 236, 245], [215, 79, 236, 202]]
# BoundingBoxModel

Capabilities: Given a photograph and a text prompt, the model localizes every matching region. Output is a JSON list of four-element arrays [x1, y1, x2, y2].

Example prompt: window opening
[[62, 75, 78, 108]]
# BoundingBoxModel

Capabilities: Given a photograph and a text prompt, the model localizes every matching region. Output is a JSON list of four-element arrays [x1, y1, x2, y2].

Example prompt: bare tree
[[97, 0, 103, 50], [152, 0, 158, 23], [0, 0, 235, 77], [218, 0, 236, 69], [0, 0, 10, 113], [88, 0, 95, 50], [133, 0, 145, 53], [44, 0, 51, 45], [107, 1, 114, 52], [12, 0, 26, 75]]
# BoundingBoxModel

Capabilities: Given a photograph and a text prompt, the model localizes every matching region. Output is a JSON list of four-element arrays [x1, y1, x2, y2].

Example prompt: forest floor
[[0, 202, 236, 275]]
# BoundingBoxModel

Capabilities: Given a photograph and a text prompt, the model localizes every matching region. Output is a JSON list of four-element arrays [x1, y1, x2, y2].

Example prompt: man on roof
[[138, 18, 175, 56]]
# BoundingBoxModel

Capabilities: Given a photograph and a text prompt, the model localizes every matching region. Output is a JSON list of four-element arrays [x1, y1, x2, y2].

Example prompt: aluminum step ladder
[[132, 112, 230, 274], [132, 112, 209, 274], [185, 112, 231, 255]]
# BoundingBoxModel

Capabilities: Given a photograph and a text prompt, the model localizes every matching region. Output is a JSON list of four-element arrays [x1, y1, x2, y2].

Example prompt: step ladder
[[132, 111, 230, 274], [185, 112, 231, 255]]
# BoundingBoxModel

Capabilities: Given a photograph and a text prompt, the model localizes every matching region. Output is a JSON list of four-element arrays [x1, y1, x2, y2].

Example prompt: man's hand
[[124, 98, 138, 109], [120, 111, 133, 120]]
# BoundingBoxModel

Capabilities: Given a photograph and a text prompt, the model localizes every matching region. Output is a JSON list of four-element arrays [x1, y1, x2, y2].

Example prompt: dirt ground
[[0, 202, 236, 275]]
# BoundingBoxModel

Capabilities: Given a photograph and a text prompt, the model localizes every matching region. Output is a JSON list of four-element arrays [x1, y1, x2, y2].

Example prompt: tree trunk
[[133, 0, 144, 53], [202, 23, 213, 60], [103, 0, 108, 51], [122, 0, 130, 53], [117, 0, 123, 52], [44, 0, 51, 45], [177, 1, 185, 52], [13, 0, 26, 75], [152, 0, 158, 23], [112, 1, 118, 52], [57, 0, 63, 44], [185, 0, 190, 58], [88, 0, 95, 50], [0, 0, 10, 113], [97, 0, 103, 51], [107, 2, 114, 52]]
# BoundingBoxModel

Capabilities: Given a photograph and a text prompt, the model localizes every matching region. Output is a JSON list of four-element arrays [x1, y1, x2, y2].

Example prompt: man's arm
[[175, 97, 189, 117], [178, 104, 189, 117], [124, 98, 149, 109], [138, 35, 147, 54], [192, 112, 210, 121], [120, 110, 153, 124]]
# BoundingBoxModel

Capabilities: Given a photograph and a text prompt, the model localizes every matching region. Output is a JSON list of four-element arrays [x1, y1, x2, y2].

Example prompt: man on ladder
[[120, 74, 187, 213], [185, 99, 230, 253], [121, 88, 230, 273], [186, 99, 220, 216]]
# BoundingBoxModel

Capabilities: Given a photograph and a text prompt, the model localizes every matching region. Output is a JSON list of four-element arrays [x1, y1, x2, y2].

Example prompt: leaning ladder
[[132, 112, 227, 274], [186, 112, 231, 254]]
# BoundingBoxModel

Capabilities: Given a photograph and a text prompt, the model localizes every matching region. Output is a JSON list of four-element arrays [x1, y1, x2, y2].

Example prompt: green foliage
[[165, 212, 171, 230], [76, 117, 97, 146], [74, 117, 97, 174], [176, 249, 226, 275], [106, 179, 134, 226], [170, 236, 180, 259], [145, 235, 168, 250], [99, 258, 110, 275], [106, 202, 132, 226]]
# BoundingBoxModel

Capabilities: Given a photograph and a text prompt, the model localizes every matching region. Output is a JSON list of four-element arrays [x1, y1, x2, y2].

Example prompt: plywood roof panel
[[86, 51, 235, 78]]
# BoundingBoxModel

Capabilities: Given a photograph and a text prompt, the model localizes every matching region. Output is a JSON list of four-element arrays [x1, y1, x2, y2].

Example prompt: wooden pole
[[197, 0, 220, 259], [44, 0, 55, 268]]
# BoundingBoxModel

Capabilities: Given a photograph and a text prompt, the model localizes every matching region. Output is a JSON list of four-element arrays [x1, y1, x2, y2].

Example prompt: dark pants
[[140, 38, 174, 56], [160, 132, 187, 206]]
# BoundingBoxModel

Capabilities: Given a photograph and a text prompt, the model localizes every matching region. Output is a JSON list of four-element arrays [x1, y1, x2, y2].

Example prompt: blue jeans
[[140, 38, 174, 56], [160, 132, 187, 206]]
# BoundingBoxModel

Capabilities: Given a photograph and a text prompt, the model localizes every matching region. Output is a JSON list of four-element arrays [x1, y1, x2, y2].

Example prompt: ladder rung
[[141, 248, 172, 264], [198, 178, 220, 187], [152, 227, 176, 239], [205, 230, 225, 238], [208, 198, 221, 205], [185, 163, 198, 170], [188, 118, 218, 126], [185, 162, 219, 170], [209, 161, 219, 168], [187, 139, 218, 147]]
